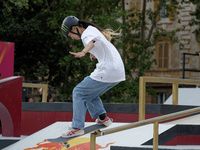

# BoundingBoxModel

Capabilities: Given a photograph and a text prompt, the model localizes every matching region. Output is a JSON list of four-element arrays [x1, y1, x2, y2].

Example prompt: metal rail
[[90, 106, 200, 150], [90, 77, 200, 150]]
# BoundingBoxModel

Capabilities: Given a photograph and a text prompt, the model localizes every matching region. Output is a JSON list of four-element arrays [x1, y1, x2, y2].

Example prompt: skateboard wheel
[[101, 131, 106, 136], [65, 143, 70, 148]]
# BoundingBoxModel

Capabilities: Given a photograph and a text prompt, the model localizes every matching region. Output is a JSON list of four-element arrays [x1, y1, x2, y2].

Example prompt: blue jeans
[[72, 76, 119, 129]]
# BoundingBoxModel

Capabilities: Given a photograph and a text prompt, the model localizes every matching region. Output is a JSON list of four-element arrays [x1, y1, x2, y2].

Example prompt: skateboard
[[47, 119, 112, 148]]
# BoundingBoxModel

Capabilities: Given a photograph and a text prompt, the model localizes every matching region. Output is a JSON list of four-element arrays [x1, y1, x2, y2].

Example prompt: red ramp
[[0, 76, 22, 137]]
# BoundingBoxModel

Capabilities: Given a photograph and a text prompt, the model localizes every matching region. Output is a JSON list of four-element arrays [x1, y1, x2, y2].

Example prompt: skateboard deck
[[47, 119, 112, 148]]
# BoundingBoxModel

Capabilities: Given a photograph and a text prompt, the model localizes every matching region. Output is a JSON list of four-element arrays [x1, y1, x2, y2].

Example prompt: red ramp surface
[[0, 76, 22, 137]]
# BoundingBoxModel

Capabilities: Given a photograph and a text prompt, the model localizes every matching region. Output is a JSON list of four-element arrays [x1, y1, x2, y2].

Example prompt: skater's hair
[[78, 20, 121, 41]]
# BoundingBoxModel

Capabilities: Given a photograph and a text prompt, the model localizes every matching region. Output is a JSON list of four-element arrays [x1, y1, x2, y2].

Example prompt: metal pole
[[121, 0, 125, 61], [153, 121, 159, 150], [139, 77, 146, 121], [172, 83, 178, 105], [182, 53, 185, 79], [90, 133, 96, 150]]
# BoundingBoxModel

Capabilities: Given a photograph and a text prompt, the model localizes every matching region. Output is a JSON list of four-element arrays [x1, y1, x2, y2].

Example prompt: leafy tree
[[0, 0, 183, 102], [58, 0, 122, 99], [0, 0, 122, 100], [0, 0, 68, 84], [112, 0, 184, 102]]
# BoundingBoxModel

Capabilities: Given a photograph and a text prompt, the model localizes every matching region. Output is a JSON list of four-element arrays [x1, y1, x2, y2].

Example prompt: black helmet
[[61, 16, 79, 38]]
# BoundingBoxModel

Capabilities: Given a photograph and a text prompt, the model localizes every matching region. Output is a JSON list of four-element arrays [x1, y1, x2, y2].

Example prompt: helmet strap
[[70, 27, 81, 37], [76, 28, 81, 37]]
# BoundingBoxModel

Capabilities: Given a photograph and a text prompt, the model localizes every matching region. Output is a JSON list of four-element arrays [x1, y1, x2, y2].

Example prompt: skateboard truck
[[94, 130, 106, 136], [94, 129, 101, 134], [59, 142, 70, 148]]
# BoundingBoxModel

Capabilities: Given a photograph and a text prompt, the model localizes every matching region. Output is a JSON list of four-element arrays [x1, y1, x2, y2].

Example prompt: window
[[157, 42, 169, 69], [129, 0, 142, 19], [160, 0, 169, 18], [154, 0, 175, 20], [130, 0, 141, 11]]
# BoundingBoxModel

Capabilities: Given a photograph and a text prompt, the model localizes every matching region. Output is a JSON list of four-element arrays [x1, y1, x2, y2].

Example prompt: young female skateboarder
[[61, 16, 125, 137]]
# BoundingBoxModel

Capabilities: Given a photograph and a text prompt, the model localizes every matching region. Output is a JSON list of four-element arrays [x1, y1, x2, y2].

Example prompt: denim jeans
[[71, 76, 119, 129]]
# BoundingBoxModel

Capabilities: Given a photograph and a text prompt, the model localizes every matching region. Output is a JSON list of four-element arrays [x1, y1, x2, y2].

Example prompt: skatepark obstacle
[[0, 76, 22, 137]]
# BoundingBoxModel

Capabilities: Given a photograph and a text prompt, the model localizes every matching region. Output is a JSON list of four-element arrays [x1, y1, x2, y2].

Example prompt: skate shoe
[[95, 116, 112, 126], [62, 127, 84, 138]]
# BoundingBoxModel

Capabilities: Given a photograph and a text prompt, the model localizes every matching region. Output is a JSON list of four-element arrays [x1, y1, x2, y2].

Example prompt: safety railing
[[139, 77, 200, 121], [90, 77, 200, 150], [90, 107, 200, 150], [22, 83, 48, 102]]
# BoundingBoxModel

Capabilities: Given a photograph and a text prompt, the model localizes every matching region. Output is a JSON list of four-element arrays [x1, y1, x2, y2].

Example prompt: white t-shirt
[[81, 26, 125, 83]]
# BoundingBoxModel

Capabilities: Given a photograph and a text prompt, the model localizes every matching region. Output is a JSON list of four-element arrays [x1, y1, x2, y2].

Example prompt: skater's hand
[[69, 41, 94, 58], [69, 51, 86, 58], [90, 54, 96, 61]]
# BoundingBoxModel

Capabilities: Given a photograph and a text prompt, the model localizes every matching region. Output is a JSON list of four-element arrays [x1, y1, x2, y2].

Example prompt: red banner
[[0, 42, 15, 79]]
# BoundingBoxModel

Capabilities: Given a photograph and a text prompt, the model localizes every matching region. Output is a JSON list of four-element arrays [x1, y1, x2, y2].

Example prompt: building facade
[[125, 0, 200, 103]]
